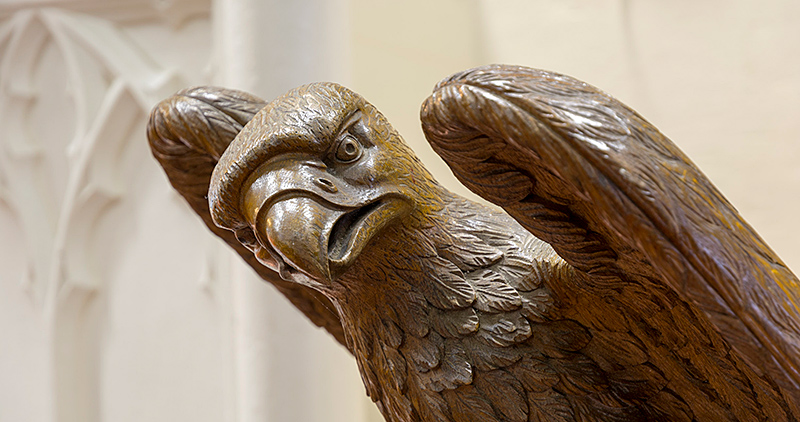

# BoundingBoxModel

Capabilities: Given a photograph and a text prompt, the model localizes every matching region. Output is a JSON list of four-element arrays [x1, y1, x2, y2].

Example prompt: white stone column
[[211, 1, 381, 421]]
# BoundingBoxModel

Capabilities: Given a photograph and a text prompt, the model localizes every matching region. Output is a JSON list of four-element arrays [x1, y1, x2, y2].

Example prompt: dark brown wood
[[148, 65, 800, 421]]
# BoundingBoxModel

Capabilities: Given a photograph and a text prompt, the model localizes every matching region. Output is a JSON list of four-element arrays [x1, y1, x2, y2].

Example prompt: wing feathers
[[421, 64, 800, 394]]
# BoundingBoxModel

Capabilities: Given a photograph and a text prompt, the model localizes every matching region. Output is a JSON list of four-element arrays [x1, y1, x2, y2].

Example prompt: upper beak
[[259, 196, 343, 281]]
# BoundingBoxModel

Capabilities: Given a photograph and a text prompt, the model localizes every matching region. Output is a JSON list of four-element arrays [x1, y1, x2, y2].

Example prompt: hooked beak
[[258, 195, 409, 282], [241, 157, 411, 283]]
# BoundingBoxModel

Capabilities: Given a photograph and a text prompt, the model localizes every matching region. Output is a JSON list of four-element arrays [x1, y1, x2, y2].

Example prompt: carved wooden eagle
[[147, 65, 800, 421]]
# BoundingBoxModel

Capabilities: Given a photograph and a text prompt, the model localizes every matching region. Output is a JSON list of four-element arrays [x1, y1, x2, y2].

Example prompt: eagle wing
[[419, 64, 800, 393], [146, 87, 347, 347]]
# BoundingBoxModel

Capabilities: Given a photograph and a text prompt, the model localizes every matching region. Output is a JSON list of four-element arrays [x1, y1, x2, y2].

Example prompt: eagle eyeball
[[335, 135, 362, 163]]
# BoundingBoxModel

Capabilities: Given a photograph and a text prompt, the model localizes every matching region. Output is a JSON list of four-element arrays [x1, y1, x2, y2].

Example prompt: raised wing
[[420, 64, 800, 394], [147, 87, 347, 347]]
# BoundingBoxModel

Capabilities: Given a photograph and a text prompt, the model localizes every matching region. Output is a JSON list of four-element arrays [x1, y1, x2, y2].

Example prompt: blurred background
[[0, 1, 798, 421]]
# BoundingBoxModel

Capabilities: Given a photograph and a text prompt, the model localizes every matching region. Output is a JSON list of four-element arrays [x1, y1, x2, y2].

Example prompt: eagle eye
[[335, 135, 362, 163]]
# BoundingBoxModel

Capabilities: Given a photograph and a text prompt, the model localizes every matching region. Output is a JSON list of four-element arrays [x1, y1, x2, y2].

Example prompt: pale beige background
[[0, 1, 797, 421]]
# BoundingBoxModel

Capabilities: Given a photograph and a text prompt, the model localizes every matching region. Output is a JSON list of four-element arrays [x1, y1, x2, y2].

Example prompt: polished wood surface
[[148, 65, 800, 420]]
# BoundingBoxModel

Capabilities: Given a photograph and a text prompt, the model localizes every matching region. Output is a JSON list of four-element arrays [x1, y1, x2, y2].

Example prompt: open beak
[[240, 157, 411, 283], [258, 195, 409, 282]]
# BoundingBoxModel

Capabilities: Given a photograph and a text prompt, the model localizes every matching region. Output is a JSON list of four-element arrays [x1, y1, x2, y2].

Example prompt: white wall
[[1, 1, 797, 422]]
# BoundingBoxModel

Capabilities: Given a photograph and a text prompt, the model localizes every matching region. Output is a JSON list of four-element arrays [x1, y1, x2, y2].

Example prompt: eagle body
[[331, 191, 792, 421], [148, 65, 800, 421]]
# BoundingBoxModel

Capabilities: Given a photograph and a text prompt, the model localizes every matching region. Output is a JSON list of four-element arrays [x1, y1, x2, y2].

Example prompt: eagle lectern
[[147, 65, 800, 421]]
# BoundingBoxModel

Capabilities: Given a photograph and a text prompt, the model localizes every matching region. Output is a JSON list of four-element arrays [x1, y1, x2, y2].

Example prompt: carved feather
[[421, 64, 800, 397], [150, 67, 800, 421]]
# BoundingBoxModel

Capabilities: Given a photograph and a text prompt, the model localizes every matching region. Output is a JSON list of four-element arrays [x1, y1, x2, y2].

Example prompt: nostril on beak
[[316, 177, 338, 193]]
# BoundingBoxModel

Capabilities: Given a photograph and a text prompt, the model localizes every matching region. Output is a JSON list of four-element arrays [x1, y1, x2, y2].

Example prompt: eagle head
[[209, 83, 438, 287]]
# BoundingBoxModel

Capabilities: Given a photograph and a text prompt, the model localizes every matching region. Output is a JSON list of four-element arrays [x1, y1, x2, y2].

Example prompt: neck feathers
[[330, 194, 563, 421]]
